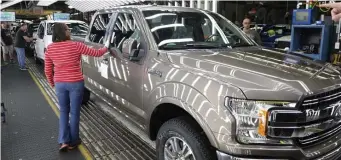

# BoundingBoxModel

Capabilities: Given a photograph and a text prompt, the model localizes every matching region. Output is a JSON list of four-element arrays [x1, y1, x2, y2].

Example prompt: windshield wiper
[[231, 43, 254, 48], [184, 43, 228, 49], [159, 42, 227, 50]]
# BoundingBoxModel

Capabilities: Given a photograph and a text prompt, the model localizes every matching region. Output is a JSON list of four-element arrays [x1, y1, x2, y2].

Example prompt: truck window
[[47, 22, 88, 37], [142, 10, 256, 49], [89, 13, 111, 44], [37, 23, 45, 39], [110, 12, 139, 51]]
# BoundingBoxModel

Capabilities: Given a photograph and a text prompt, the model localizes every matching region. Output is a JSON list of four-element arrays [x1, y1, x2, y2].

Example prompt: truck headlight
[[225, 97, 294, 145]]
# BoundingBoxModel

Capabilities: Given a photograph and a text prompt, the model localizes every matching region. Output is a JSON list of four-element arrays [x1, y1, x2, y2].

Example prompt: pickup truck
[[77, 5, 341, 160], [34, 20, 88, 64]]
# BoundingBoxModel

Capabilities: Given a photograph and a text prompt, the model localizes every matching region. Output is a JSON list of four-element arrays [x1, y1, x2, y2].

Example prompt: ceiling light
[[37, 0, 58, 6]]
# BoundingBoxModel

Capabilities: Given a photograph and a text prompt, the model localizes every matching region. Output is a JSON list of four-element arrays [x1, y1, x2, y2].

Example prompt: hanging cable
[[304, 0, 332, 12]]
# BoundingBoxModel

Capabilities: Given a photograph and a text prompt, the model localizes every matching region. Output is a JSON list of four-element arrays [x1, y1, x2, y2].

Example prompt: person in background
[[14, 23, 33, 70], [1, 22, 15, 65], [242, 17, 262, 45], [255, 2, 267, 24], [44, 23, 108, 151]]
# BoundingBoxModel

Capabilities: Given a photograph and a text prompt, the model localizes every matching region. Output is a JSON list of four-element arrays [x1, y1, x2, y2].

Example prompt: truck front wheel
[[156, 117, 216, 160]]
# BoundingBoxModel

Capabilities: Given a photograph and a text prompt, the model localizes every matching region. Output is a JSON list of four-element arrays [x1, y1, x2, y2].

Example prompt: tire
[[156, 116, 217, 160], [82, 87, 91, 104]]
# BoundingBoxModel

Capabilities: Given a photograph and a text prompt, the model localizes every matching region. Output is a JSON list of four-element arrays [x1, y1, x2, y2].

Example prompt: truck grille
[[297, 124, 341, 147], [296, 86, 341, 147], [300, 86, 341, 110], [267, 85, 341, 147]]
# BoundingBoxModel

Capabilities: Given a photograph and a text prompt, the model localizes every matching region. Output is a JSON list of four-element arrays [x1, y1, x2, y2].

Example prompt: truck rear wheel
[[82, 88, 91, 104], [156, 117, 216, 160]]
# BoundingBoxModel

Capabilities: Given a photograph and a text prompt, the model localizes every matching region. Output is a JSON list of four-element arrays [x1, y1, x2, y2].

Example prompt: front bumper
[[217, 151, 287, 160], [216, 142, 341, 160], [214, 128, 341, 160]]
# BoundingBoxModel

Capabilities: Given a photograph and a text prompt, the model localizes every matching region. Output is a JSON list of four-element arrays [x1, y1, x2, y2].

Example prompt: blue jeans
[[14, 47, 26, 69], [55, 81, 84, 145]]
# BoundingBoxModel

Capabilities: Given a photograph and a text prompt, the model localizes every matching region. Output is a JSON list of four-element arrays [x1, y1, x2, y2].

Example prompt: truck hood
[[165, 47, 341, 101]]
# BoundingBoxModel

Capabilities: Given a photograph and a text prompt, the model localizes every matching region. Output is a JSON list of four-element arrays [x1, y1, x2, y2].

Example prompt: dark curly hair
[[52, 23, 69, 42]]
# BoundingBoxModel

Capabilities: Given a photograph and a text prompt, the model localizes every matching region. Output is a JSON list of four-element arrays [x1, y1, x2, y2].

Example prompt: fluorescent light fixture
[[65, 0, 139, 12], [0, 0, 22, 10], [37, 0, 58, 6]]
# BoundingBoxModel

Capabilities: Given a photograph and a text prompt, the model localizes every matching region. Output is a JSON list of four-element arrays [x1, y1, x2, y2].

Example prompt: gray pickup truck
[[77, 5, 341, 160]]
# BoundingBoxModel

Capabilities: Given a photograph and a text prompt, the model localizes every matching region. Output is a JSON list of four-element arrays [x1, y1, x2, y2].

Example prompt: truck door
[[105, 11, 148, 123], [82, 13, 113, 93], [35, 22, 45, 60]]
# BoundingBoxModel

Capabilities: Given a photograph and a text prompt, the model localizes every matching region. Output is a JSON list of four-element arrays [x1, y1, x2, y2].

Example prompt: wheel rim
[[164, 136, 196, 160]]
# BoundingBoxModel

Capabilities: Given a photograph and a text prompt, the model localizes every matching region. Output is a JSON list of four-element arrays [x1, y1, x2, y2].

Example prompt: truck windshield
[[142, 10, 256, 50], [47, 22, 89, 36]]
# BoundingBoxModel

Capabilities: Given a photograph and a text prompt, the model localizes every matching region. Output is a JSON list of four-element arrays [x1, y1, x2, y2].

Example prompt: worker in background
[[242, 17, 262, 45], [14, 23, 34, 70], [255, 2, 267, 24], [1, 22, 15, 65]]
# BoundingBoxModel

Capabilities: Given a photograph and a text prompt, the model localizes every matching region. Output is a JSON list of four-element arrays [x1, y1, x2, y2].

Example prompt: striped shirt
[[44, 41, 107, 87]]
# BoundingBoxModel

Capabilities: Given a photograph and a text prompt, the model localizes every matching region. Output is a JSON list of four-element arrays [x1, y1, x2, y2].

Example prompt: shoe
[[20, 67, 28, 71], [68, 140, 82, 150], [1, 116, 5, 123], [59, 144, 69, 152]]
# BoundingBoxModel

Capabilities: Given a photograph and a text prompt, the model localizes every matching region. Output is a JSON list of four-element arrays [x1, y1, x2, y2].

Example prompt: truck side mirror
[[121, 39, 143, 61]]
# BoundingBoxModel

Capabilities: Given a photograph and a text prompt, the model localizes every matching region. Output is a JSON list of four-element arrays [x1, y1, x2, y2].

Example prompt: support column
[[175, 1, 179, 7], [168, 0, 172, 6], [190, 0, 194, 8], [204, 0, 209, 10], [182, 0, 186, 7], [212, 0, 217, 12], [197, 0, 201, 9]]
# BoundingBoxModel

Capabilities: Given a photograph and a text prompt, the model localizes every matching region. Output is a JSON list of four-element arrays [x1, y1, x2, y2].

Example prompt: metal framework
[[0, 0, 22, 10], [64, 0, 218, 13], [37, 0, 58, 6], [0, 0, 216, 15], [65, 0, 140, 13]]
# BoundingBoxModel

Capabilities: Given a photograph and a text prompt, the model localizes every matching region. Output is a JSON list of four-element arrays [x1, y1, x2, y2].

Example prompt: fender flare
[[146, 96, 219, 148]]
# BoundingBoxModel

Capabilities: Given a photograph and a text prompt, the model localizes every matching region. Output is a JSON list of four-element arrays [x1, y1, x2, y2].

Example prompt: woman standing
[[44, 23, 108, 151]]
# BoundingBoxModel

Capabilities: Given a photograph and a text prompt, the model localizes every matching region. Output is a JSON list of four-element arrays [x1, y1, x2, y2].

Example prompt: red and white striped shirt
[[44, 41, 107, 87]]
